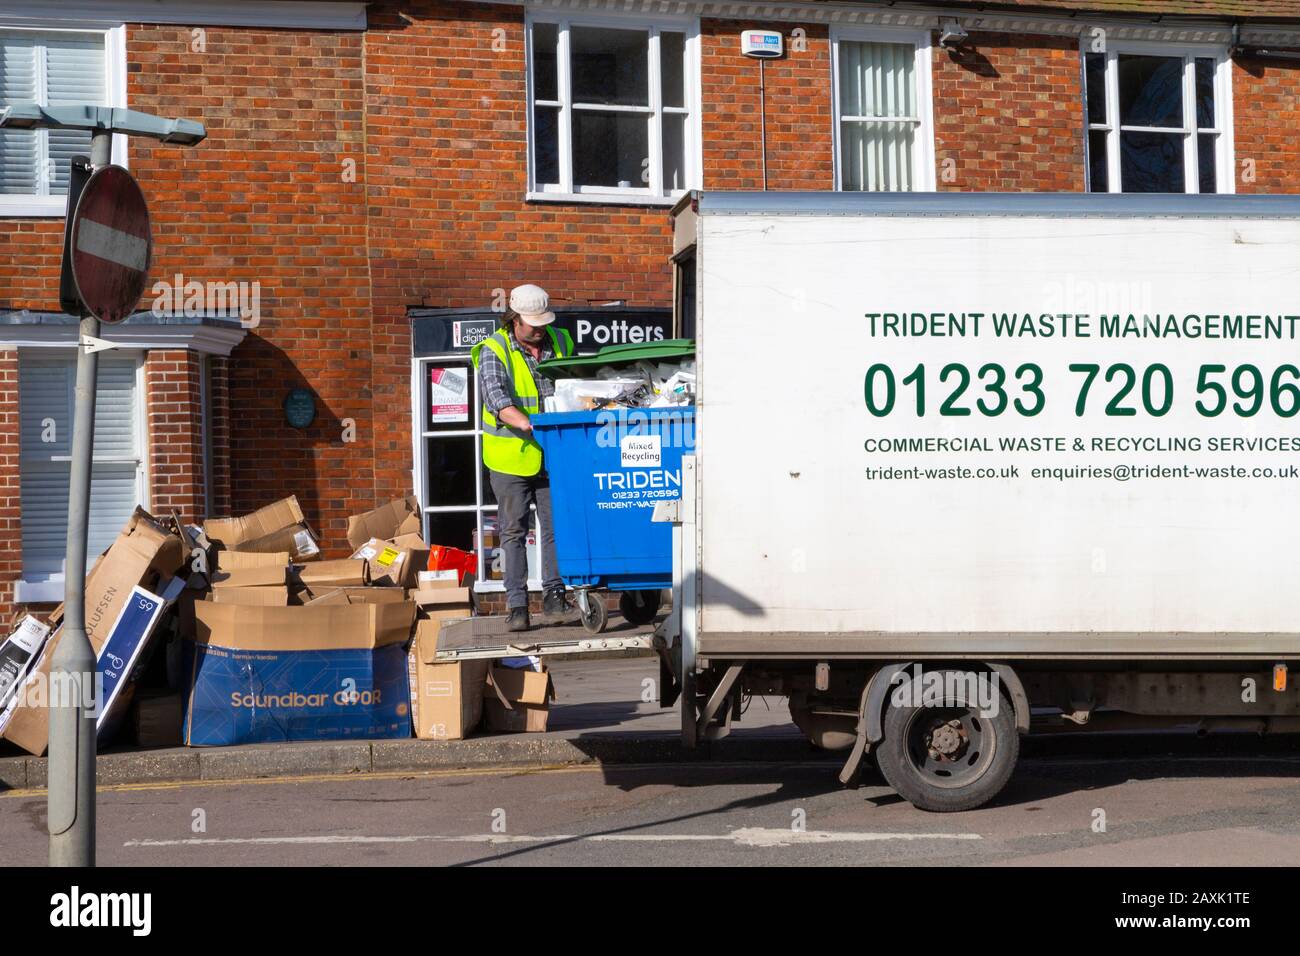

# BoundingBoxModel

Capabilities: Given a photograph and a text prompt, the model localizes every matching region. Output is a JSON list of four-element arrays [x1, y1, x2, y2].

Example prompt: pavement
[[0, 656, 810, 792]]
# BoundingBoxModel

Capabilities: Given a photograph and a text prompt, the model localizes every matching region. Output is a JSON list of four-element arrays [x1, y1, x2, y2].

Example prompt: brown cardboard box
[[483, 664, 554, 733], [411, 587, 472, 620], [302, 586, 409, 607], [347, 496, 423, 551], [212, 586, 290, 606], [133, 691, 183, 748], [210, 565, 288, 589], [216, 550, 290, 571], [295, 559, 370, 590], [205, 496, 320, 561], [192, 600, 416, 652], [1, 508, 187, 755], [407, 620, 486, 740], [351, 537, 429, 589]]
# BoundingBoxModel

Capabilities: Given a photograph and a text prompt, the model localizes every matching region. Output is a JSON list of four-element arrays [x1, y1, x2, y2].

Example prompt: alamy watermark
[[890, 666, 1001, 718], [150, 272, 262, 328]]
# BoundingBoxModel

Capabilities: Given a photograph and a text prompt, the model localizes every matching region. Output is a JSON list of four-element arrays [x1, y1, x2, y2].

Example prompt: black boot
[[507, 607, 531, 632], [542, 588, 573, 619]]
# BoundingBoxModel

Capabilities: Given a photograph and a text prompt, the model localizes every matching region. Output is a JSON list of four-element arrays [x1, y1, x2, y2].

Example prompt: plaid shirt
[[478, 326, 559, 418]]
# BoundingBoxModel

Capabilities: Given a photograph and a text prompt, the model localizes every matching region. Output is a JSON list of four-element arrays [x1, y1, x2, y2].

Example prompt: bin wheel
[[580, 594, 609, 634], [874, 668, 1017, 813], [619, 589, 663, 626]]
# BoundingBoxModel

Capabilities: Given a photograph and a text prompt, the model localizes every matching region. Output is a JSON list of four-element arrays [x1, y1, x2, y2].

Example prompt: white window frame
[[15, 345, 150, 603], [831, 24, 936, 193], [409, 355, 549, 594], [0, 22, 128, 218], [525, 9, 701, 206], [1083, 39, 1235, 195]]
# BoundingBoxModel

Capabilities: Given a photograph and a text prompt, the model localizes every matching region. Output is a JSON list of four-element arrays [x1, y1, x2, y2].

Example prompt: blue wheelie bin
[[532, 406, 695, 632]]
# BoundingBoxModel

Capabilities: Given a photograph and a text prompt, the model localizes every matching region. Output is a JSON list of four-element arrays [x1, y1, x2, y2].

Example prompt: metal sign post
[[0, 103, 205, 869], [48, 130, 114, 867], [48, 139, 157, 868]]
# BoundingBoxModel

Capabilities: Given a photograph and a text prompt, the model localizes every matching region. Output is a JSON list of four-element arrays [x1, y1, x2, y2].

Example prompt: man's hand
[[499, 406, 533, 433]]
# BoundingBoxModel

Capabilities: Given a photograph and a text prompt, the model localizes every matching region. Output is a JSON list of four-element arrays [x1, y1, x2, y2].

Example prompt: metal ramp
[[433, 614, 659, 661]]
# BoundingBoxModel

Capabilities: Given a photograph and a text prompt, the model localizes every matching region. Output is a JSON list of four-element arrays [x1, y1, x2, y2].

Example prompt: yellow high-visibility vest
[[470, 325, 575, 476]]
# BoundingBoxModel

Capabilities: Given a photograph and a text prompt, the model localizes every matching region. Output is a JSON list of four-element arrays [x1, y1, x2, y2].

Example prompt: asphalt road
[[6, 735, 1300, 866]]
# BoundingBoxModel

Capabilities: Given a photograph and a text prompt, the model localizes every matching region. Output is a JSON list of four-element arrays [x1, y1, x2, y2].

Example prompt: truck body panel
[[686, 192, 1300, 655]]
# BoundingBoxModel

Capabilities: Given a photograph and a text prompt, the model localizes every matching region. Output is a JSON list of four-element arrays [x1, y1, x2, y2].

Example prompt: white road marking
[[76, 217, 148, 272], [124, 829, 981, 849]]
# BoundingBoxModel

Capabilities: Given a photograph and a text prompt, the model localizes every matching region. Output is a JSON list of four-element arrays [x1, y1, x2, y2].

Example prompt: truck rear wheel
[[875, 673, 1017, 813]]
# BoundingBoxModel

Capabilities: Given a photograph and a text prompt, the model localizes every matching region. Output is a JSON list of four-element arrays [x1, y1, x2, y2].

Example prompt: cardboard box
[[351, 537, 429, 589], [210, 565, 288, 589], [184, 600, 417, 746], [302, 586, 409, 607], [95, 580, 182, 745], [216, 550, 290, 571], [417, 570, 460, 588], [295, 559, 370, 590], [347, 496, 422, 551], [411, 587, 472, 620], [407, 620, 487, 740], [212, 586, 290, 606], [205, 496, 320, 562], [134, 690, 183, 748], [1, 508, 187, 755], [0, 616, 52, 712], [482, 664, 554, 734]]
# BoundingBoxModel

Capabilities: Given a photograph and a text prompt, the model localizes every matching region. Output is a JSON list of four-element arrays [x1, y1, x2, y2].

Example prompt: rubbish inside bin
[[546, 358, 696, 411]]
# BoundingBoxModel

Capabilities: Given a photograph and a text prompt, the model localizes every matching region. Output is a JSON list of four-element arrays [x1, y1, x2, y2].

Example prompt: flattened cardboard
[[205, 495, 305, 546], [1, 508, 186, 756], [300, 586, 408, 607], [216, 550, 290, 571], [347, 496, 423, 551], [295, 559, 370, 589], [193, 600, 416, 652], [210, 565, 288, 589], [212, 586, 290, 606], [407, 620, 486, 740], [205, 496, 320, 561]]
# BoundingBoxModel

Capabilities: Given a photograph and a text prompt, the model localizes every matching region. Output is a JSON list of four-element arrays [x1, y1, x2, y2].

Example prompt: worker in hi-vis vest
[[471, 284, 577, 632]]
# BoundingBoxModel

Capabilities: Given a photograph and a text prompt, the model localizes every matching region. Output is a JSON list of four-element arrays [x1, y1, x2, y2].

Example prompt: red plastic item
[[427, 544, 477, 582]]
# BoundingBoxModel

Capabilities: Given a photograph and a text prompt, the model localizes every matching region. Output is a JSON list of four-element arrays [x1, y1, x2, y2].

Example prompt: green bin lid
[[537, 338, 695, 379]]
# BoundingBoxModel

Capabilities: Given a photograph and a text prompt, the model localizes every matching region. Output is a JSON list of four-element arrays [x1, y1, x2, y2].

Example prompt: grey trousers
[[489, 469, 564, 609]]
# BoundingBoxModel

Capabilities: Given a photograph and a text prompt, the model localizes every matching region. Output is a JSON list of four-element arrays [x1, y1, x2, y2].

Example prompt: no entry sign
[[69, 164, 152, 324]]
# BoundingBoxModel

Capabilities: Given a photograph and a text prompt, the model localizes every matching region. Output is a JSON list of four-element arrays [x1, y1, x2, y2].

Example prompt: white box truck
[[663, 190, 1300, 811]]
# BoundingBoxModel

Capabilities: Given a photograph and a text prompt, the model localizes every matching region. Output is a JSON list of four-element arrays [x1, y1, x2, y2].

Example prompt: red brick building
[[3, 0, 1300, 620]]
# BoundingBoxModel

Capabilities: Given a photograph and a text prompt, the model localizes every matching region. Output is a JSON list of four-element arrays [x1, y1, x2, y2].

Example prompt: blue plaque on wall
[[283, 388, 316, 429]]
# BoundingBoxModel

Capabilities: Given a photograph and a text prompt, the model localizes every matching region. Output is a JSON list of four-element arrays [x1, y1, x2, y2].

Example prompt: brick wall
[[1233, 54, 1300, 191], [208, 355, 232, 518], [933, 32, 1085, 191], [144, 350, 205, 524], [362, 0, 676, 504], [125, 24, 375, 554], [701, 19, 835, 190]]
